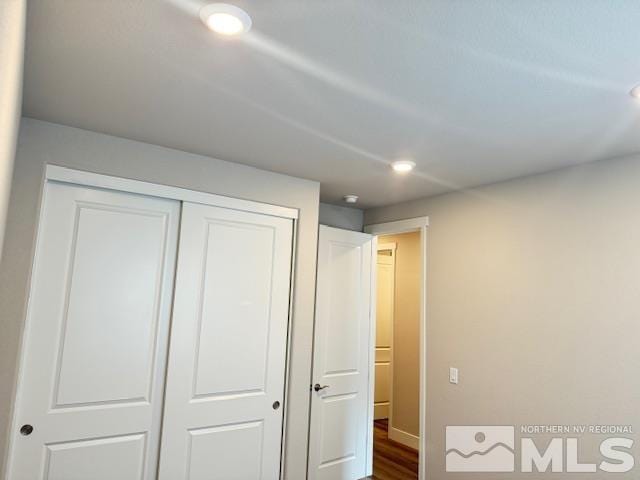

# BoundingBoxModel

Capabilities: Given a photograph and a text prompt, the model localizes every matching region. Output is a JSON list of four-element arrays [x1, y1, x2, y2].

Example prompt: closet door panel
[[193, 219, 275, 398], [54, 205, 167, 407], [159, 203, 293, 480], [44, 433, 146, 480], [187, 421, 263, 480], [7, 182, 180, 480]]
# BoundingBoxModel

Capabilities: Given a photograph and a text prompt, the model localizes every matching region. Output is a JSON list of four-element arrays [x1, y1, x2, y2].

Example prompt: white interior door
[[7, 181, 180, 480], [158, 202, 293, 480], [308, 225, 373, 480], [374, 245, 395, 420]]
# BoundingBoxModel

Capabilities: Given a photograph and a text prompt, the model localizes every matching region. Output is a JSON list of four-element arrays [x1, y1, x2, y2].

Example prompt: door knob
[[20, 424, 33, 436], [313, 384, 329, 392], [272, 401, 281, 410]]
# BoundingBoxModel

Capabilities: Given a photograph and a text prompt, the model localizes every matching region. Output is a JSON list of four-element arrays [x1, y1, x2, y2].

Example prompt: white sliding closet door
[[7, 181, 180, 480], [158, 203, 294, 480]]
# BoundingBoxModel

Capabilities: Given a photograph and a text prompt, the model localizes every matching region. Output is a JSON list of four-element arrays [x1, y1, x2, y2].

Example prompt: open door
[[308, 225, 374, 480]]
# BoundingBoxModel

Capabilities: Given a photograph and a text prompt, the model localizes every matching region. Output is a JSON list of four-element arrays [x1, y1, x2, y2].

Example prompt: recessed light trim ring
[[200, 3, 252, 36], [391, 160, 416, 173]]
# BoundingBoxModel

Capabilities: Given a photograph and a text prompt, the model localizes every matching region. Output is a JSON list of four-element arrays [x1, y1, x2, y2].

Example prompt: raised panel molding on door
[[308, 226, 373, 480], [158, 203, 293, 480], [7, 181, 180, 480]]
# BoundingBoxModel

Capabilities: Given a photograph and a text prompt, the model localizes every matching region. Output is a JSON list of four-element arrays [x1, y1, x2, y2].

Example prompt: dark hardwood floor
[[364, 419, 419, 480]]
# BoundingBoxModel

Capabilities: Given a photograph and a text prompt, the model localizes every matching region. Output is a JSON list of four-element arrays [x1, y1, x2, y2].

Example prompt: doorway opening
[[307, 219, 427, 480], [365, 218, 428, 480]]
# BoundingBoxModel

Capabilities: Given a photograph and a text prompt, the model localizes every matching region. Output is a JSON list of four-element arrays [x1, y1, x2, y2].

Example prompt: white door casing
[[158, 202, 293, 480], [7, 181, 180, 480], [308, 226, 374, 480], [364, 217, 428, 480]]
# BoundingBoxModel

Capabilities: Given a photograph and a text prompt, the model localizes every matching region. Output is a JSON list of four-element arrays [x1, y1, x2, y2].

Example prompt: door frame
[[6, 165, 299, 480], [364, 217, 429, 480]]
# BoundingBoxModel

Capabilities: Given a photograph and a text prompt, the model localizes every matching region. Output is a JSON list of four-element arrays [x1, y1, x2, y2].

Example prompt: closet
[[7, 171, 294, 480]]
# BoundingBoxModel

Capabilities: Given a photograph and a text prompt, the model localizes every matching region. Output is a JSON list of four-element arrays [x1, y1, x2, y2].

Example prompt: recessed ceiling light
[[200, 4, 252, 36], [391, 160, 416, 174], [343, 195, 359, 204], [630, 84, 640, 99]]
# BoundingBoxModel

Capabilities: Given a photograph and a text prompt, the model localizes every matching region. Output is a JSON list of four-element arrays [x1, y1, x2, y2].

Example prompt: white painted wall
[[0, 118, 320, 479], [0, 0, 26, 258], [365, 155, 640, 479]]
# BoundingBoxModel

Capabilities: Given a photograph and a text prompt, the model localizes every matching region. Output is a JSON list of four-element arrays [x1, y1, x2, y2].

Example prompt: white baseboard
[[388, 426, 420, 450], [374, 403, 389, 420]]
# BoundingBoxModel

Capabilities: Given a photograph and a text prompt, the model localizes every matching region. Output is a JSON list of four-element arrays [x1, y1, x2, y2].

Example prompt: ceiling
[[23, 0, 640, 208]]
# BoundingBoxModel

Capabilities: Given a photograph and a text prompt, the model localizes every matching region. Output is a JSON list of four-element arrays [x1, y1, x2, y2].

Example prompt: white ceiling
[[23, 0, 640, 208]]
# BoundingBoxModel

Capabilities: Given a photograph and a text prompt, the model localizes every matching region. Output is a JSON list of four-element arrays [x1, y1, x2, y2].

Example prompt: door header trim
[[364, 216, 428, 235], [46, 164, 299, 220]]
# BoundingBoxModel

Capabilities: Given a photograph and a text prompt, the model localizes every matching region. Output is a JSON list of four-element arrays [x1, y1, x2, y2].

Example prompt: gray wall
[[319, 202, 363, 231], [365, 155, 640, 479], [0, 0, 25, 258], [0, 118, 319, 479]]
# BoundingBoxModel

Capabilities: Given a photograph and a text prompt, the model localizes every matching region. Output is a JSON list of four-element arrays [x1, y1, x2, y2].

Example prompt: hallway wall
[[366, 154, 640, 479]]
